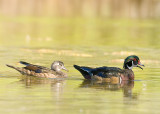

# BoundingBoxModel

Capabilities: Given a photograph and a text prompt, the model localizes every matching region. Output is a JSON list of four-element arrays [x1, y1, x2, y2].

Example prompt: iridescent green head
[[123, 55, 144, 70]]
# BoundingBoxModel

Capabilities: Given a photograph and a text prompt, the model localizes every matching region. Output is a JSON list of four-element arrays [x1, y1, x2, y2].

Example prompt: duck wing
[[93, 67, 123, 78], [74, 65, 123, 79], [20, 61, 51, 73]]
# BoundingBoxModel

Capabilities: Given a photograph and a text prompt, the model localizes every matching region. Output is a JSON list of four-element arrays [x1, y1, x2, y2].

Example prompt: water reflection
[[19, 76, 66, 99], [19, 75, 66, 89], [80, 80, 138, 100]]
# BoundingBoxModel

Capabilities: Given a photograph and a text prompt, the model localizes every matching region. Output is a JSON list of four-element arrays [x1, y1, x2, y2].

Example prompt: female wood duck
[[74, 55, 144, 81], [6, 61, 68, 78]]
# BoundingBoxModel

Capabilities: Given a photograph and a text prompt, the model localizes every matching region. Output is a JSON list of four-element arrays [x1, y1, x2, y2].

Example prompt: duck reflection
[[15, 75, 66, 101], [80, 79, 138, 100], [19, 75, 66, 91]]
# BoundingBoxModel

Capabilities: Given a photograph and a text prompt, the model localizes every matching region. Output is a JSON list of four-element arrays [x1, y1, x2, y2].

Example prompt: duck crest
[[123, 55, 144, 70], [74, 55, 144, 81], [123, 55, 138, 69]]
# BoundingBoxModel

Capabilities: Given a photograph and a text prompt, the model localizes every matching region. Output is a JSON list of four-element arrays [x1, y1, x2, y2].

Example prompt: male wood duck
[[6, 61, 68, 78], [74, 55, 144, 82]]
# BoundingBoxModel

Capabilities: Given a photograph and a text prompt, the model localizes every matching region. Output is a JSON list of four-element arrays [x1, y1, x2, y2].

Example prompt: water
[[0, 17, 160, 114]]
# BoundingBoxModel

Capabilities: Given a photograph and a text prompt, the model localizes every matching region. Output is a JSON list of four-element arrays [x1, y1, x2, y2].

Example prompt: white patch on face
[[54, 62, 59, 66], [127, 60, 139, 70], [127, 61, 134, 70], [51, 62, 61, 71], [56, 67, 61, 71]]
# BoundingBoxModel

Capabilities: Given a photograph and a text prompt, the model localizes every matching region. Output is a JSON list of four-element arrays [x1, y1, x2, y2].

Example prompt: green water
[[0, 17, 160, 114]]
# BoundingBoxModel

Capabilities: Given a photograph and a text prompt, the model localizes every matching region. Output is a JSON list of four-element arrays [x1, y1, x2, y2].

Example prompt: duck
[[6, 61, 68, 78], [73, 55, 144, 82]]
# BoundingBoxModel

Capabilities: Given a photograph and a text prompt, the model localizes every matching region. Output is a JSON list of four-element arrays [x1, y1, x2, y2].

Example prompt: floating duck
[[74, 55, 144, 82], [6, 61, 68, 78]]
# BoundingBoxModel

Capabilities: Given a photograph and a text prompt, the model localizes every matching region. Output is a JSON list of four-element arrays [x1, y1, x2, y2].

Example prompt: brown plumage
[[74, 55, 144, 82], [6, 61, 68, 78]]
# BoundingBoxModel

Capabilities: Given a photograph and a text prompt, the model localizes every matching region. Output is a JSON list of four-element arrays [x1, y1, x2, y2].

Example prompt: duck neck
[[121, 69, 134, 80]]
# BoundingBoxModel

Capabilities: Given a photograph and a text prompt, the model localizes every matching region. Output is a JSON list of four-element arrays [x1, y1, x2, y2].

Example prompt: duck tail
[[73, 65, 82, 71], [6, 64, 21, 72], [73, 65, 92, 79], [19, 61, 30, 66]]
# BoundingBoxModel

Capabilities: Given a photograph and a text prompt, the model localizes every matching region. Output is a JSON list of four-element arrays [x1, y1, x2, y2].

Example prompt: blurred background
[[1, 1, 160, 114], [0, 0, 160, 47]]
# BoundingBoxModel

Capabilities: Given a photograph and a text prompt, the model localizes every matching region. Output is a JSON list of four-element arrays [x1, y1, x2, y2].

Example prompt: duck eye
[[133, 60, 138, 65]]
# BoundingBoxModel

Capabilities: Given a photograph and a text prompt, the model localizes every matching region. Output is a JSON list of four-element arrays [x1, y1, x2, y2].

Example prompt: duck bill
[[62, 66, 69, 72], [137, 62, 145, 70]]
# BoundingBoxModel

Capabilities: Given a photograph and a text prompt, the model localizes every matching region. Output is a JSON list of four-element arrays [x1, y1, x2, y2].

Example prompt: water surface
[[0, 18, 160, 114]]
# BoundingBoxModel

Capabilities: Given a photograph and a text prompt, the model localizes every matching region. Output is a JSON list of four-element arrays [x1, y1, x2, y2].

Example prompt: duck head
[[123, 55, 144, 70], [51, 61, 68, 72]]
